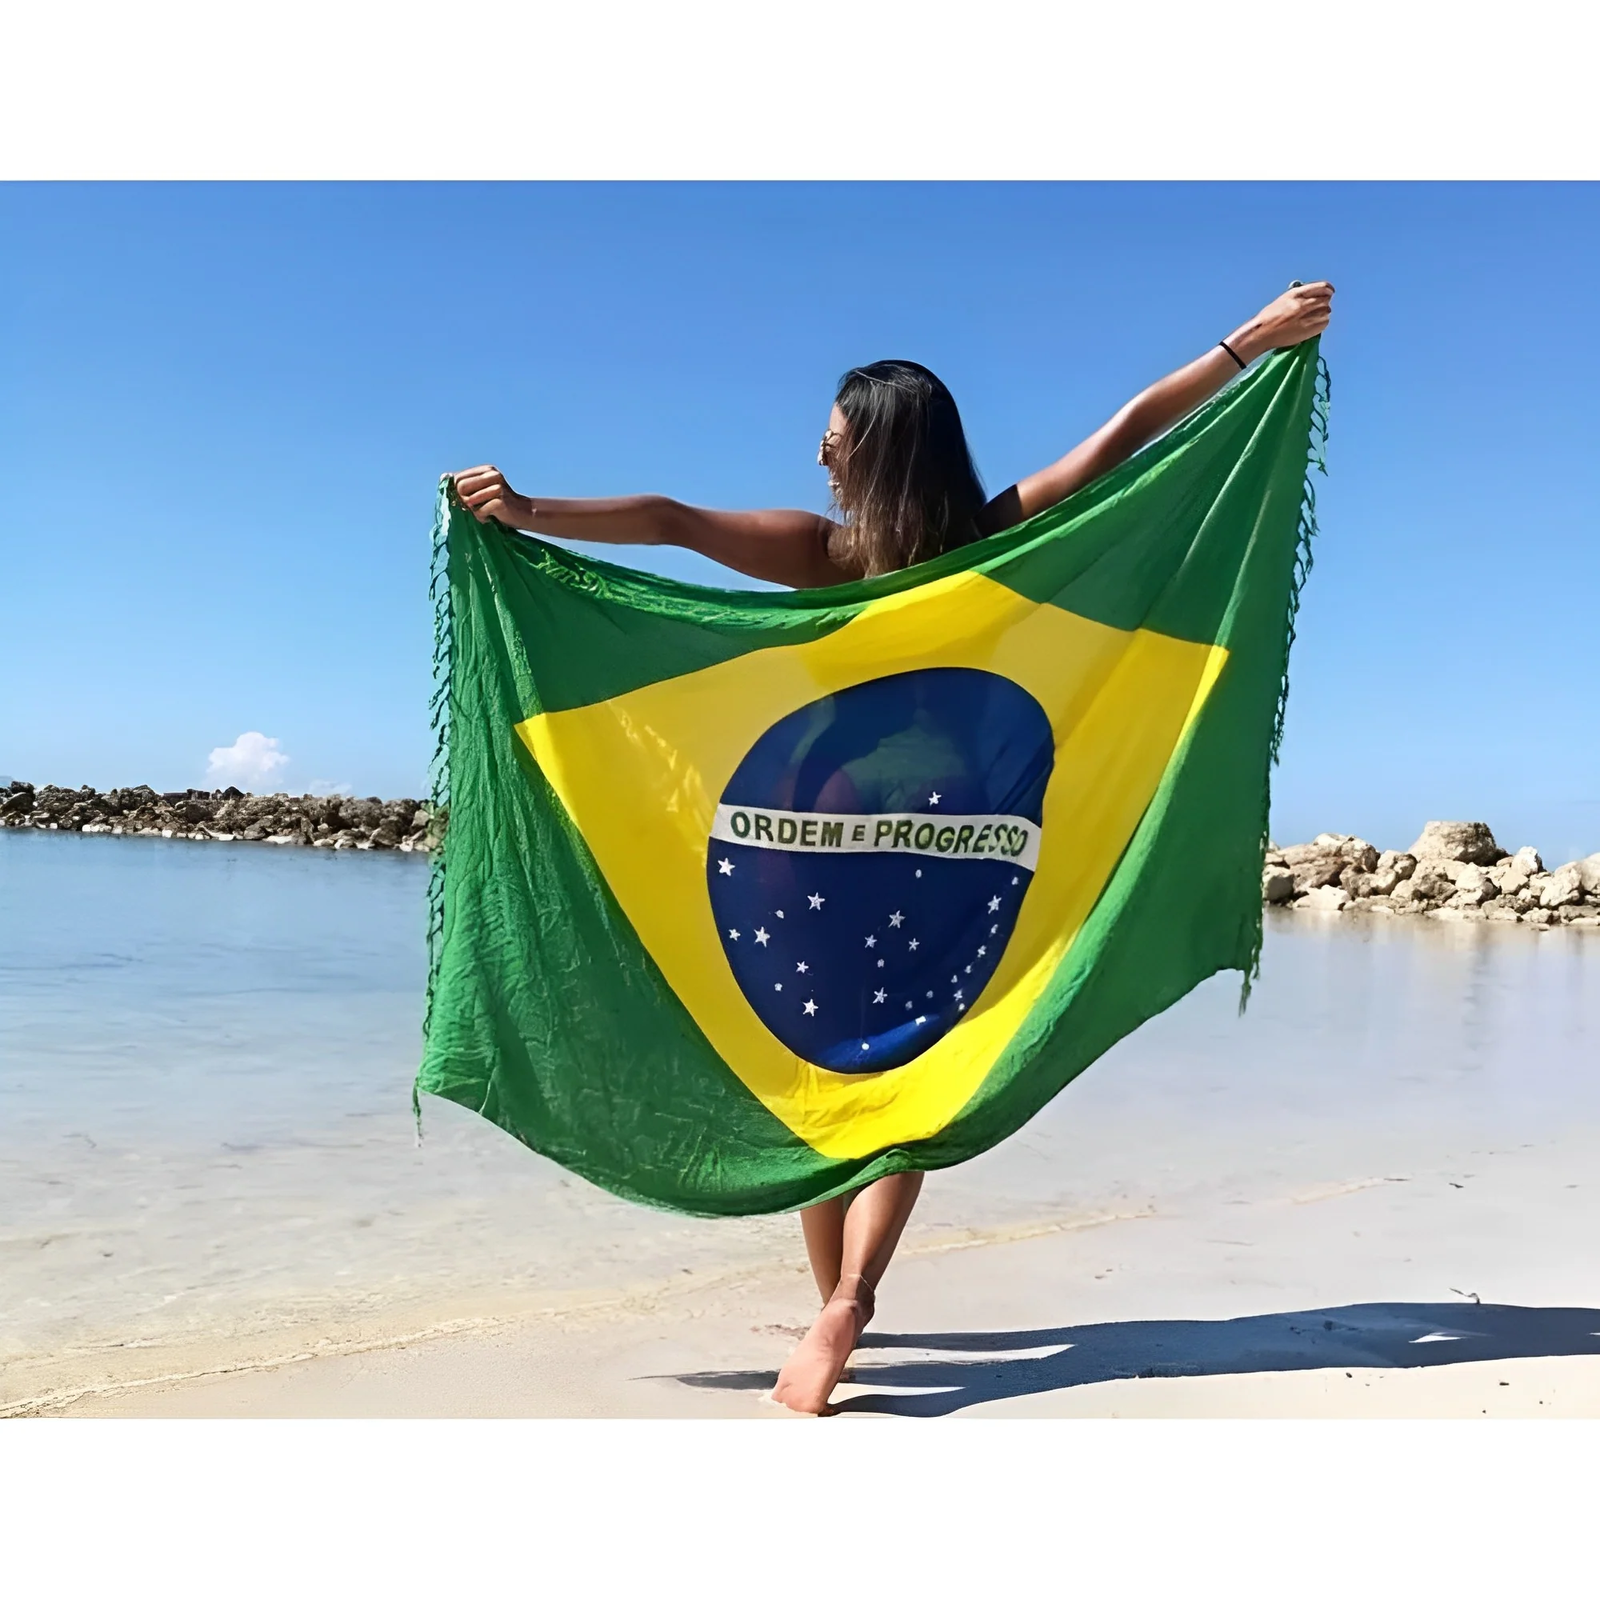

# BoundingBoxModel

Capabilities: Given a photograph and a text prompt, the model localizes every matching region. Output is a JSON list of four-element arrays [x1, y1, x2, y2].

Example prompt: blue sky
[[3, 183, 1596, 859]]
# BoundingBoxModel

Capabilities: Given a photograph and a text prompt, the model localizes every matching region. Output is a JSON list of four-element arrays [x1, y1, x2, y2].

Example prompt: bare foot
[[771, 1276, 875, 1414]]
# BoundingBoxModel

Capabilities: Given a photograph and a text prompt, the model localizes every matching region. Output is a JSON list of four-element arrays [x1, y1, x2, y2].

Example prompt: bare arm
[[448, 471, 846, 590], [980, 281, 1334, 535]]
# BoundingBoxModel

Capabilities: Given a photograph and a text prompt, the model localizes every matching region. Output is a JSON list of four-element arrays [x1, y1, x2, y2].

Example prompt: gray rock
[[1488, 859, 1530, 896], [1408, 855, 1469, 887], [1407, 821, 1504, 866], [1399, 861, 1457, 905], [1540, 863, 1583, 909], [1577, 853, 1600, 898], [1449, 864, 1499, 906], [1289, 834, 1379, 872], [1343, 838, 1379, 873], [1281, 841, 1337, 867], [1262, 866, 1296, 904], [1287, 853, 1345, 891], [1376, 850, 1417, 882]]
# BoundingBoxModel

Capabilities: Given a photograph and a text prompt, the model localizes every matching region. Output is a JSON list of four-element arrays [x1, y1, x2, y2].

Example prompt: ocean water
[[3, 828, 1598, 1408]]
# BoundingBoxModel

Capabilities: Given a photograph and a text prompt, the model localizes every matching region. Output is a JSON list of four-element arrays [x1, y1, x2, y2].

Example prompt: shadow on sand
[[671, 1302, 1600, 1416]]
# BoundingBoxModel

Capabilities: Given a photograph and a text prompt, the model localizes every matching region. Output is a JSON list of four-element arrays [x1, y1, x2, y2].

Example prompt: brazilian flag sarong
[[418, 344, 1328, 1216]]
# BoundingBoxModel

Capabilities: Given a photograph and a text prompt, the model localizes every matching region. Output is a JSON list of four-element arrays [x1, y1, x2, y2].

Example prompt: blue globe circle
[[706, 667, 1053, 1073]]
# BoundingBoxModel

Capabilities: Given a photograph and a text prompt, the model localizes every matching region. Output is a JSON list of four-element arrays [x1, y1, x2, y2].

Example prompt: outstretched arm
[[980, 281, 1334, 534], [448, 468, 845, 589]]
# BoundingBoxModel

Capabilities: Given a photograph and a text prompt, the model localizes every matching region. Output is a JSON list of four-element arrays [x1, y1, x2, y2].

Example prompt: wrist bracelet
[[1219, 339, 1247, 370]]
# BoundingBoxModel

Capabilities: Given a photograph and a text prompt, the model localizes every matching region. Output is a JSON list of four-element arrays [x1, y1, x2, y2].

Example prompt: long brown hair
[[827, 360, 987, 577]]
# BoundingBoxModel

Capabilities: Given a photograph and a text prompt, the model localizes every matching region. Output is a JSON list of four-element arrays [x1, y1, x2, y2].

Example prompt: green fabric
[[417, 343, 1327, 1216]]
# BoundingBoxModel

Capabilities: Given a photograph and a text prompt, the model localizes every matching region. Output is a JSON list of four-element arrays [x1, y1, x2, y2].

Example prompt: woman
[[453, 278, 1333, 1414]]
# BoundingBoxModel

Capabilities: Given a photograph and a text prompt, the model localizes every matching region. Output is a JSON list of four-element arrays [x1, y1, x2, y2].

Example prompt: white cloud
[[307, 779, 353, 797], [206, 731, 290, 790]]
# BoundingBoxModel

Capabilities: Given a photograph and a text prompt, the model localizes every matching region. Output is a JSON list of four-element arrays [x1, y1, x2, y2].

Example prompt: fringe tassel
[[1241, 353, 1331, 1012], [418, 478, 455, 1140]]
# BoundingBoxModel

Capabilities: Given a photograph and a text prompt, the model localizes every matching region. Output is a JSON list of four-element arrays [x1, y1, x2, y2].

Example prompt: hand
[[451, 464, 532, 526], [1232, 281, 1334, 360]]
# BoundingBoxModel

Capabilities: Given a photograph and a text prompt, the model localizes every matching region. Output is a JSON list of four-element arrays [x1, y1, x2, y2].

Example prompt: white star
[[926, 990, 934, 999], [928, 791, 942, 806], [1011, 876, 1019, 885], [908, 938, 919, 951], [754, 927, 770, 946], [950, 975, 958, 984], [954, 989, 964, 1001], [888, 911, 904, 928], [860, 1041, 869, 1051], [717, 858, 734, 875], [957, 1003, 965, 1012], [774, 982, 783, 991], [865, 934, 877, 948], [808, 892, 825, 910], [915, 869, 922, 878], [796, 961, 809, 974], [873, 988, 886, 1003], [728, 929, 740, 940], [905, 1001, 913, 1010], [803, 998, 817, 1016], [964, 964, 972, 974], [915, 1015, 927, 1025], [987, 895, 1002, 912], [775, 910, 785, 919], [989, 924, 998, 935], [977, 945, 987, 957], [876, 959, 884, 968]]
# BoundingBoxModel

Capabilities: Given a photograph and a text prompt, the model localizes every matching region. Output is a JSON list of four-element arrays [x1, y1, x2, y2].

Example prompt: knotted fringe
[[417, 479, 455, 1139], [1240, 353, 1331, 1012]]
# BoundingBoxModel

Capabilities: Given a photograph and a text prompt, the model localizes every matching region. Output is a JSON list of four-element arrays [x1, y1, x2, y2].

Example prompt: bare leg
[[773, 1171, 924, 1414], [799, 1196, 846, 1303]]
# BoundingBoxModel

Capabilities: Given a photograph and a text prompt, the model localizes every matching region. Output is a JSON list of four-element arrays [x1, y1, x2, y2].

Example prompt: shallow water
[[3, 828, 1597, 1403]]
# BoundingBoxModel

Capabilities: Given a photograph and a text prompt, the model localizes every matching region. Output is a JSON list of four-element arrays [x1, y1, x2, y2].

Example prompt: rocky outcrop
[[0, 781, 441, 853], [1264, 821, 1600, 929], [1405, 820, 1504, 867]]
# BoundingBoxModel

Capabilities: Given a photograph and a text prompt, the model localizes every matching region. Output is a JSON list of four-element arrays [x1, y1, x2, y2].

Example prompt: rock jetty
[[0, 781, 438, 853], [1266, 820, 1600, 927], [5, 788, 1595, 919]]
